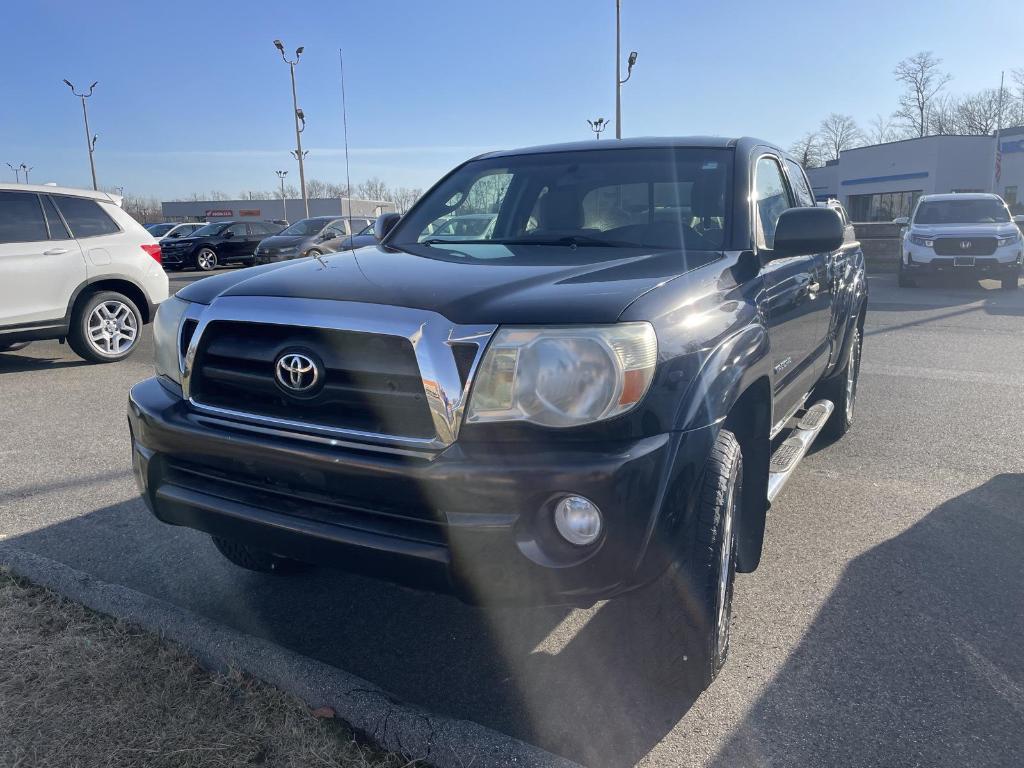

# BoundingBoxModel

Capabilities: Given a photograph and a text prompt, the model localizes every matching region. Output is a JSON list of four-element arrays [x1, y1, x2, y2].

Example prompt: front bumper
[[903, 241, 1023, 276], [128, 377, 714, 605], [160, 248, 191, 267]]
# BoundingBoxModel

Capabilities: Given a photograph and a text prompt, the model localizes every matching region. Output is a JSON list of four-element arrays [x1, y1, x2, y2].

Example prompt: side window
[[754, 157, 794, 250], [227, 223, 248, 237], [0, 191, 49, 243], [784, 159, 815, 207], [53, 195, 120, 238], [41, 195, 72, 240]]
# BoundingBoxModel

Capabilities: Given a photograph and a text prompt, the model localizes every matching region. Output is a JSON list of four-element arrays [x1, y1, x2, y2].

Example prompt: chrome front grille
[[180, 296, 496, 452]]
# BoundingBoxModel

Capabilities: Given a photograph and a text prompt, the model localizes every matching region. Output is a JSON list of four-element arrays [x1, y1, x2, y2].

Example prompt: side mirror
[[769, 207, 844, 259], [892, 216, 909, 226], [374, 212, 401, 241]]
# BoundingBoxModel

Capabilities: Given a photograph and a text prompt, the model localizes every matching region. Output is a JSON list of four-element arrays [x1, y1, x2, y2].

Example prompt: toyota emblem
[[960, 240, 972, 250], [275, 352, 320, 393]]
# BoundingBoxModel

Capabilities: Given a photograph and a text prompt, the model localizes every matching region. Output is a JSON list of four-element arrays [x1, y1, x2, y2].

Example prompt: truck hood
[[177, 243, 716, 325], [909, 222, 1019, 238]]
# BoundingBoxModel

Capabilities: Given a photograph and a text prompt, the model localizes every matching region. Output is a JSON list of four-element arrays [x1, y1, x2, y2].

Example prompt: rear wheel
[[67, 291, 142, 363], [897, 257, 914, 288], [1001, 270, 1020, 290], [616, 429, 743, 690], [818, 325, 862, 441], [211, 536, 305, 574], [194, 248, 218, 271]]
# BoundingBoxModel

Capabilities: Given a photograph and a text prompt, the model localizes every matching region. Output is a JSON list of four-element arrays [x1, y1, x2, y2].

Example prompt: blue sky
[[2, 0, 1021, 199]]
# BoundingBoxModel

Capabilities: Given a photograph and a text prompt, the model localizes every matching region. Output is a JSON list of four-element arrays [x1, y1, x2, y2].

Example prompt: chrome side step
[[766, 399, 834, 503]]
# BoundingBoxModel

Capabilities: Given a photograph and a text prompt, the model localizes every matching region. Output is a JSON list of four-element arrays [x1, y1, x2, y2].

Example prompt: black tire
[[897, 258, 914, 288], [818, 325, 863, 441], [211, 536, 305, 574], [240, 258, 255, 267], [66, 290, 143, 363], [164, 264, 182, 272], [194, 247, 218, 271], [1001, 272, 1020, 290], [616, 429, 743, 690]]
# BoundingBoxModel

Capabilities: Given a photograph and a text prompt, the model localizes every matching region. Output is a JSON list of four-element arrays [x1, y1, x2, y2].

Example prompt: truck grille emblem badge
[[275, 352, 320, 393], [960, 240, 972, 250]]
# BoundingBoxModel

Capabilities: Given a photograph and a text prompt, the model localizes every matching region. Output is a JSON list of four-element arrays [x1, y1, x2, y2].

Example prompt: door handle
[[43, 248, 70, 255]]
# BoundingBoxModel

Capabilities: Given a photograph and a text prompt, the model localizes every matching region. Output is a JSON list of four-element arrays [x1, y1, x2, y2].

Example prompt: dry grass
[[0, 569, 416, 768]]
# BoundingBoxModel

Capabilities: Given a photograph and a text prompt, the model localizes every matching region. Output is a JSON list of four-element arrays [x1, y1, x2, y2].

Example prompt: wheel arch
[[723, 376, 772, 573], [66, 277, 153, 325]]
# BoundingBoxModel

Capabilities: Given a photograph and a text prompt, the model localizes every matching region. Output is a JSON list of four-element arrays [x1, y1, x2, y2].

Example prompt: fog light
[[553, 495, 602, 546]]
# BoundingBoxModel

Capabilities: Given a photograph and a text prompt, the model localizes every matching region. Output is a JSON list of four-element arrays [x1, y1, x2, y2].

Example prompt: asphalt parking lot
[[2, 267, 1022, 768]]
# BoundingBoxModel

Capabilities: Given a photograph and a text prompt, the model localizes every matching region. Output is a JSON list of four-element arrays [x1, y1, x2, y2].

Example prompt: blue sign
[[1002, 139, 1024, 154]]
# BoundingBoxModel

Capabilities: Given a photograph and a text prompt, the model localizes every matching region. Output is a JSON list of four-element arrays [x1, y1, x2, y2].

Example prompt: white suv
[[0, 184, 169, 362]]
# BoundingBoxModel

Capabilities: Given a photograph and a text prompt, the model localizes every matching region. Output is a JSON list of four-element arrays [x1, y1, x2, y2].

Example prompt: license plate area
[[954, 256, 976, 267]]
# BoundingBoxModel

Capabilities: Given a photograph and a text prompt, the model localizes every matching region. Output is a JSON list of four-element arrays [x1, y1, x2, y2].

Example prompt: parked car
[[321, 221, 378, 252], [899, 193, 1022, 289], [159, 220, 282, 271], [159, 222, 206, 241], [129, 137, 866, 690], [422, 213, 496, 241], [0, 183, 168, 362], [252, 216, 348, 265], [145, 222, 177, 238]]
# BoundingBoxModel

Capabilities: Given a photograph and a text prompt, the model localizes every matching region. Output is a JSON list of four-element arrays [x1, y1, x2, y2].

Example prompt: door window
[[754, 157, 794, 250], [0, 191, 50, 243], [784, 160, 815, 207], [41, 196, 72, 240], [53, 196, 120, 238], [226, 223, 248, 237]]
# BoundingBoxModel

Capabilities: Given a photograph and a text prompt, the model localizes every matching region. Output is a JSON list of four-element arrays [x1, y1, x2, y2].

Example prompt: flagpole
[[993, 71, 1005, 194]]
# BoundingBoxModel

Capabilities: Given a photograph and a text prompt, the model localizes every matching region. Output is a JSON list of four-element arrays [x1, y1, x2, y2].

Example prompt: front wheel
[[194, 248, 218, 271], [67, 291, 143, 363], [616, 429, 743, 690], [1002, 271, 1020, 290], [897, 257, 914, 288]]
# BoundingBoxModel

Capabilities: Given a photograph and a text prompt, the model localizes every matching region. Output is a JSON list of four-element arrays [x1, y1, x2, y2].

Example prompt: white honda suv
[[0, 184, 169, 362]]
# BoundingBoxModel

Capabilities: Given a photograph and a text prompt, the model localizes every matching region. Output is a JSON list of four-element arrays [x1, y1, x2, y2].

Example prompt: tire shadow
[[708, 473, 1024, 768]]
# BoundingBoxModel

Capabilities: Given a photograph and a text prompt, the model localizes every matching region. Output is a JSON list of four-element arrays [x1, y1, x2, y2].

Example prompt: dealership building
[[806, 126, 1024, 221], [160, 196, 395, 224]]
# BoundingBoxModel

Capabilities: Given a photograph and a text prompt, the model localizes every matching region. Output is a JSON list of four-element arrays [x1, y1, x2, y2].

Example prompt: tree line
[[791, 52, 1024, 168]]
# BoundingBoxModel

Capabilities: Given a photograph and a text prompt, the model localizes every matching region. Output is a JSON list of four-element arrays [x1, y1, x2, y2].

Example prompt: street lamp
[[275, 169, 289, 222], [614, 0, 638, 139], [273, 40, 309, 218], [587, 118, 609, 139], [6, 163, 21, 183], [20, 164, 33, 184], [63, 79, 100, 190]]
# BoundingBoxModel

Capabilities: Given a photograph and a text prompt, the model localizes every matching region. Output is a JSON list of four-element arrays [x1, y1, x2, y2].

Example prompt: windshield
[[279, 218, 332, 236], [191, 222, 228, 237], [146, 223, 174, 236], [914, 199, 1010, 224], [389, 147, 733, 253]]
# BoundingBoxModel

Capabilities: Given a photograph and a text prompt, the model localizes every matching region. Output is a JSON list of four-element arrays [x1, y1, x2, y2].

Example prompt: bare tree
[[867, 113, 898, 145], [790, 131, 823, 168], [955, 88, 1005, 135], [1009, 69, 1024, 127], [357, 177, 390, 201], [818, 113, 863, 161], [894, 51, 952, 138], [927, 95, 961, 135], [390, 186, 424, 213]]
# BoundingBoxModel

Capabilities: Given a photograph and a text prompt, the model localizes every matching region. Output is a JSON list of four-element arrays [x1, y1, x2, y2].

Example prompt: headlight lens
[[153, 295, 190, 385], [910, 235, 934, 247], [997, 233, 1019, 247], [466, 323, 657, 427]]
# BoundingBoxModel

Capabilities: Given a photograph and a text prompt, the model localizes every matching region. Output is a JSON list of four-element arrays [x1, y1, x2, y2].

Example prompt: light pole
[[614, 1, 637, 140], [63, 79, 99, 190], [276, 169, 289, 222], [273, 40, 309, 218], [21, 164, 33, 184], [6, 163, 21, 183], [587, 118, 609, 139]]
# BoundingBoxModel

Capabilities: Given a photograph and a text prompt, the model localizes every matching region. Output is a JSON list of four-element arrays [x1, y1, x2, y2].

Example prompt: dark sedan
[[160, 220, 283, 271], [252, 216, 374, 264], [321, 221, 379, 252]]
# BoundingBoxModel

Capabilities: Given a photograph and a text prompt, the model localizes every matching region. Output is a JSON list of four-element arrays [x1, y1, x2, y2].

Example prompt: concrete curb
[[0, 543, 582, 768]]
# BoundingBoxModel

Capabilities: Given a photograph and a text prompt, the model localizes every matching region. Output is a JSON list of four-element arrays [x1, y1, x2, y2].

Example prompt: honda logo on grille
[[275, 351, 321, 393], [960, 240, 972, 250]]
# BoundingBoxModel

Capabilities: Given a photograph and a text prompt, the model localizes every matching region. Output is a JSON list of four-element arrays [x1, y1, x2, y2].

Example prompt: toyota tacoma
[[128, 137, 867, 687]]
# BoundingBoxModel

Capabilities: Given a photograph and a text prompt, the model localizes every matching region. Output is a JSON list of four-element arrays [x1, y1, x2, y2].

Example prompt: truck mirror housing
[[769, 207, 844, 259], [374, 213, 401, 241]]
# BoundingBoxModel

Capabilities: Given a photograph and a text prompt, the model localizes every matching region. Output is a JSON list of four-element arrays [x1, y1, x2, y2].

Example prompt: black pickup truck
[[128, 137, 866, 687]]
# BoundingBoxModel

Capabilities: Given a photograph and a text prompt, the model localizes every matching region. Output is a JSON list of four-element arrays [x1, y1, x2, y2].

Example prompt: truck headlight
[[153, 295, 190, 385], [466, 323, 657, 428], [997, 233, 1019, 247]]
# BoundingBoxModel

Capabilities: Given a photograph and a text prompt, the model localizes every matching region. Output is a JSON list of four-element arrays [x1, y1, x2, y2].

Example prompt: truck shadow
[[7, 494, 704, 767], [708, 473, 1024, 767]]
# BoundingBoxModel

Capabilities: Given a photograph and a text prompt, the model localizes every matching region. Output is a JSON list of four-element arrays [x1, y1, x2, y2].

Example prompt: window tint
[[226, 223, 248, 236], [785, 159, 815, 207], [754, 157, 794, 250], [54, 195, 119, 238], [0, 191, 50, 243], [41, 195, 72, 240]]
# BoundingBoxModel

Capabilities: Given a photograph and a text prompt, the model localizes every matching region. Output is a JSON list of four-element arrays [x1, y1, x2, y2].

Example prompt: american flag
[[996, 139, 1002, 184]]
